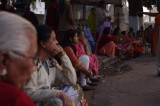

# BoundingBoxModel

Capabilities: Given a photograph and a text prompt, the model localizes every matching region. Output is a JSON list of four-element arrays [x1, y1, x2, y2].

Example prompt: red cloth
[[97, 34, 114, 52], [0, 83, 36, 106]]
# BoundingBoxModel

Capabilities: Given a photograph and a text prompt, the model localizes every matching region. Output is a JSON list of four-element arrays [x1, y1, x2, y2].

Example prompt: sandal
[[81, 85, 95, 91], [90, 77, 100, 82], [87, 82, 98, 86]]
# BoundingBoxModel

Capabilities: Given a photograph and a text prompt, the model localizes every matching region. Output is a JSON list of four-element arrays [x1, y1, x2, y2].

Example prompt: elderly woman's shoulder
[[0, 82, 36, 106], [0, 82, 21, 92]]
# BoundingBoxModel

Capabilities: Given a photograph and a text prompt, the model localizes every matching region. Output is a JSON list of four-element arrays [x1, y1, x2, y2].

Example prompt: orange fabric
[[82, 99, 89, 106], [99, 41, 116, 58], [152, 14, 160, 54], [64, 47, 83, 71]]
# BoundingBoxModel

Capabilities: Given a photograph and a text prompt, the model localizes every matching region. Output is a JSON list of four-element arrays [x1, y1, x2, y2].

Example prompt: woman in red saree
[[97, 27, 116, 58], [125, 33, 144, 58]]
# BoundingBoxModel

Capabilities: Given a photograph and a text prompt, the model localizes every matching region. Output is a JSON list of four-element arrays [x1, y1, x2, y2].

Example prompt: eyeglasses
[[8, 51, 39, 66]]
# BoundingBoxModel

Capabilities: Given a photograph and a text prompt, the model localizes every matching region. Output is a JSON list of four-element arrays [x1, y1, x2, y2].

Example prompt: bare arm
[[64, 47, 92, 76]]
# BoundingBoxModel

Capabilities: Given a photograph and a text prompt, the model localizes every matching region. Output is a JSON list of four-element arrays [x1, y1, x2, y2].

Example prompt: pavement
[[85, 54, 160, 106]]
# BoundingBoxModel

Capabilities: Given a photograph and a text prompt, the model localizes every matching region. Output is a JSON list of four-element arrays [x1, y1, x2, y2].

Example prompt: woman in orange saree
[[97, 27, 116, 58]]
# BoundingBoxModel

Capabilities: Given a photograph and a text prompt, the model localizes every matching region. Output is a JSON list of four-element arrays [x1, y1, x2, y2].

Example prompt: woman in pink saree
[[75, 29, 99, 75]]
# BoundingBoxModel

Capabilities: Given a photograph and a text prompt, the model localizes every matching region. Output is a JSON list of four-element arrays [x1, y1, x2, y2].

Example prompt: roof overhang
[[72, 0, 122, 5]]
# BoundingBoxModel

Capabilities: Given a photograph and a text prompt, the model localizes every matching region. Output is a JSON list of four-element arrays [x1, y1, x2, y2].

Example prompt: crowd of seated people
[[25, 25, 84, 106], [0, 1, 100, 105], [96, 26, 149, 60], [0, 1, 153, 105], [0, 12, 94, 106], [61, 29, 99, 91]]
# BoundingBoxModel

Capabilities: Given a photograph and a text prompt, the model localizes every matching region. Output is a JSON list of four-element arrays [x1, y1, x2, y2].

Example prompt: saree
[[97, 34, 116, 58], [99, 41, 116, 58], [74, 43, 99, 75], [39, 85, 85, 106]]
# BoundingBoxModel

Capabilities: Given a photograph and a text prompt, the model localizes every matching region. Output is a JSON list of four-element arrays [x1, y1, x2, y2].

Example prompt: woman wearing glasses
[[0, 12, 37, 106]]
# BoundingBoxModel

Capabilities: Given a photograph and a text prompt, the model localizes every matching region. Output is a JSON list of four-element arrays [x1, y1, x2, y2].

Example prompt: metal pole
[[83, 5, 86, 20], [149, 9, 151, 22]]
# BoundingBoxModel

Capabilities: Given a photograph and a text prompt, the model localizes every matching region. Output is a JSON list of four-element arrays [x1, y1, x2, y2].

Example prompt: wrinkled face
[[43, 31, 58, 55], [0, 29, 37, 89]]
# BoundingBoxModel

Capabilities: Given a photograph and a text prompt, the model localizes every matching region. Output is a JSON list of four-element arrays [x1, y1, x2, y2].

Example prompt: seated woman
[[25, 25, 86, 106], [0, 12, 37, 106], [116, 31, 144, 59], [97, 27, 116, 58], [126, 33, 144, 57], [74, 28, 99, 78], [62, 29, 96, 91]]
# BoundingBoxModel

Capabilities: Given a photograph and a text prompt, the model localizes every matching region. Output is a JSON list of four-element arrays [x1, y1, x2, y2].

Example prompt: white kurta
[[24, 54, 77, 103]]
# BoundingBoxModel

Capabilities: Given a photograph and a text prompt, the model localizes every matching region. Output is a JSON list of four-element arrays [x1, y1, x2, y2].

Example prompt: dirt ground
[[85, 54, 160, 106]]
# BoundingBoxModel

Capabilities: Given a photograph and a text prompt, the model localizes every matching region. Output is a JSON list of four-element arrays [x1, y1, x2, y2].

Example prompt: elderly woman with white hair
[[0, 12, 37, 106]]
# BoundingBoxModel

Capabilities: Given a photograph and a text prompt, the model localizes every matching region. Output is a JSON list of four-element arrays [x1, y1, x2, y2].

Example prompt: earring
[[0, 69, 7, 76]]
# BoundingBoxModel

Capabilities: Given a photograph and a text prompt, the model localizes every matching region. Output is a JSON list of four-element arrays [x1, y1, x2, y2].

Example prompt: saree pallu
[[88, 54, 99, 75], [116, 43, 134, 59], [98, 41, 116, 58]]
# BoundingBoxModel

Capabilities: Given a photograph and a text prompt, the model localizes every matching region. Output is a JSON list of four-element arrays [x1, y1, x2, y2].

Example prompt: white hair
[[0, 12, 36, 56]]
